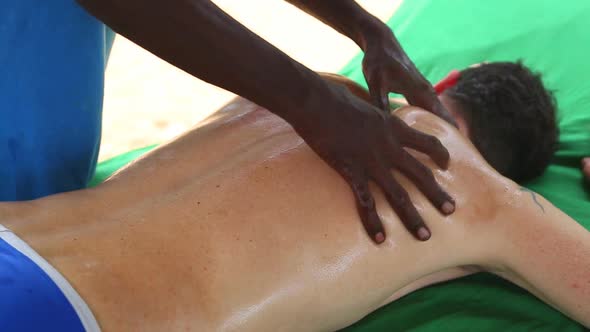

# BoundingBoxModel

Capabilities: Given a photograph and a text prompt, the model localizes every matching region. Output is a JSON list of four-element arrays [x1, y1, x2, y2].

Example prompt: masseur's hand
[[295, 82, 455, 243], [362, 25, 457, 126], [284, 1, 454, 124]]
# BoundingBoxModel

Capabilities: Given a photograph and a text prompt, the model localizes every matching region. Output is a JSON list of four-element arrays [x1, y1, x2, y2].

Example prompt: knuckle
[[390, 187, 408, 205], [420, 166, 436, 181], [424, 134, 441, 147], [351, 182, 374, 207], [359, 191, 373, 207]]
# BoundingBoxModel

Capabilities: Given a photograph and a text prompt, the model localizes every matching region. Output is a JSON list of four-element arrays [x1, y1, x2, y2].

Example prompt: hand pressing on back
[[292, 81, 455, 243]]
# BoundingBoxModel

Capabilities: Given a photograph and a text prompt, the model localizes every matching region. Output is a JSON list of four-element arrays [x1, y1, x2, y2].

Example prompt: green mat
[[91, 1, 590, 330]]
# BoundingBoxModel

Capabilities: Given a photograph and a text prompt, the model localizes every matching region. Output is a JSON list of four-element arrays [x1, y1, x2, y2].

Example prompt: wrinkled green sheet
[[91, 1, 590, 330]]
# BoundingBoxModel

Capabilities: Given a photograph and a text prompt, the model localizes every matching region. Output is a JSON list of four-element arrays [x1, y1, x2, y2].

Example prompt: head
[[439, 61, 558, 182]]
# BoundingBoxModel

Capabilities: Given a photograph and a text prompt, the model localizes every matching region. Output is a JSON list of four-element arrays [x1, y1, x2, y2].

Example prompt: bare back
[[2, 96, 513, 331], [4, 96, 588, 331]]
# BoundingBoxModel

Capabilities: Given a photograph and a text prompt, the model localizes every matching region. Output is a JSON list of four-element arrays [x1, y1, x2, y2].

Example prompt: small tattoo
[[520, 187, 545, 213]]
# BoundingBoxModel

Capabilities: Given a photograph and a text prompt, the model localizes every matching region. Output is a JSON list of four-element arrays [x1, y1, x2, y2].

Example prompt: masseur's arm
[[495, 190, 590, 327], [75, 0, 456, 242], [285, 0, 455, 124]]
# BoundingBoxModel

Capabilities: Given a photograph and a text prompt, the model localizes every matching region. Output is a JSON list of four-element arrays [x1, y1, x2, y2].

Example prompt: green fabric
[[89, 145, 156, 187], [90, 0, 590, 330]]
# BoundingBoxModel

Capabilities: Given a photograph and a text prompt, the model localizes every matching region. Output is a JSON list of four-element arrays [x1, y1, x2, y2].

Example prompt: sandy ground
[[99, 0, 401, 161]]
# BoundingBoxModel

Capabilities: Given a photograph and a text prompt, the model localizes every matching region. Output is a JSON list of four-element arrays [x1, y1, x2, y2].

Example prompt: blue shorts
[[0, 224, 99, 331]]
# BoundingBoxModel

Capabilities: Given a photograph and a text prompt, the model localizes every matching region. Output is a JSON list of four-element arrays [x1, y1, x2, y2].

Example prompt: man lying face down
[[444, 63, 587, 186], [1, 66, 589, 332], [437, 61, 558, 183]]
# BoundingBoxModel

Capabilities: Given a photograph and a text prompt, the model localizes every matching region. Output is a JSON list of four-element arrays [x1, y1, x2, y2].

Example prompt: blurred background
[[99, 0, 402, 161]]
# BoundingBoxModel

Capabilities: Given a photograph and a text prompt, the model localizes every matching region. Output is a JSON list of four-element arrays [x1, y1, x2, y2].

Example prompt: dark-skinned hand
[[362, 26, 457, 126], [294, 81, 455, 243]]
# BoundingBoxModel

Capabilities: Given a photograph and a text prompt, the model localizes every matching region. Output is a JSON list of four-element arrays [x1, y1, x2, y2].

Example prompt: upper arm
[[495, 193, 590, 327]]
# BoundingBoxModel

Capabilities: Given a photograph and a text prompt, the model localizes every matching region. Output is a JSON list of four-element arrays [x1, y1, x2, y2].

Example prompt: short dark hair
[[444, 61, 558, 182]]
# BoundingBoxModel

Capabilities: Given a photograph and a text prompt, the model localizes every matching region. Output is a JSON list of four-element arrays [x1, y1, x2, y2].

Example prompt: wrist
[[355, 17, 390, 51], [276, 72, 336, 131]]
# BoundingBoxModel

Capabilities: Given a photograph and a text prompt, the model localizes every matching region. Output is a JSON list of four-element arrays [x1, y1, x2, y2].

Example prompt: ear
[[318, 72, 372, 103]]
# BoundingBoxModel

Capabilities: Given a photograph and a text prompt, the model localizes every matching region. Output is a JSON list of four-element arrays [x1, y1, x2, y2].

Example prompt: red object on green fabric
[[434, 69, 461, 94]]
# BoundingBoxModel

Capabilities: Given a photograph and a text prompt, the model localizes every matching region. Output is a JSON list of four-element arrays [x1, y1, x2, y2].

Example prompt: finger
[[405, 88, 458, 127], [394, 150, 455, 215], [344, 172, 386, 244], [371, 168, 431, 241], [397, 123, 450, 169], [367, 79, 390, 112]]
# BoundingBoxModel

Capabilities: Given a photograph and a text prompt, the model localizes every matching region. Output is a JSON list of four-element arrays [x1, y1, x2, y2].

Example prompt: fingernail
[[375, 232, 385, 244], [441, 201, 455, 214], [417, 227, 431, 241]]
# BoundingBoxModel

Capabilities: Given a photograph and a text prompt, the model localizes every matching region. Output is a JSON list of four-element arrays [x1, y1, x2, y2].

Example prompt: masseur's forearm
[[285, 0, 387, 51], [497, 193, 590, 327], [76, 0, 327, 125]]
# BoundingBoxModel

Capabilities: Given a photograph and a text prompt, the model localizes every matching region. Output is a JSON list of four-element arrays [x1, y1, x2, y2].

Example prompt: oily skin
[[74, 0, 456, 242], [3, 95, 589, 330], [1, 97, 518, 331]]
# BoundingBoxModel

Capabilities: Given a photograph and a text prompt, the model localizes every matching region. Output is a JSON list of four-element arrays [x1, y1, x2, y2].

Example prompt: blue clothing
[[0, 0, 114, 201], [0, 224, 99, 331]]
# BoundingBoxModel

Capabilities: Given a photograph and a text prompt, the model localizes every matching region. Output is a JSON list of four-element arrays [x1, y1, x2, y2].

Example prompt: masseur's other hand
[[362, 25, 457, 126], [295, 82, 455, 243]]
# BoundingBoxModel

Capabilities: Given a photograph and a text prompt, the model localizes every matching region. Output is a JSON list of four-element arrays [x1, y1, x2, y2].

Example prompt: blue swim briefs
[[0, 224, 99, 331]]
